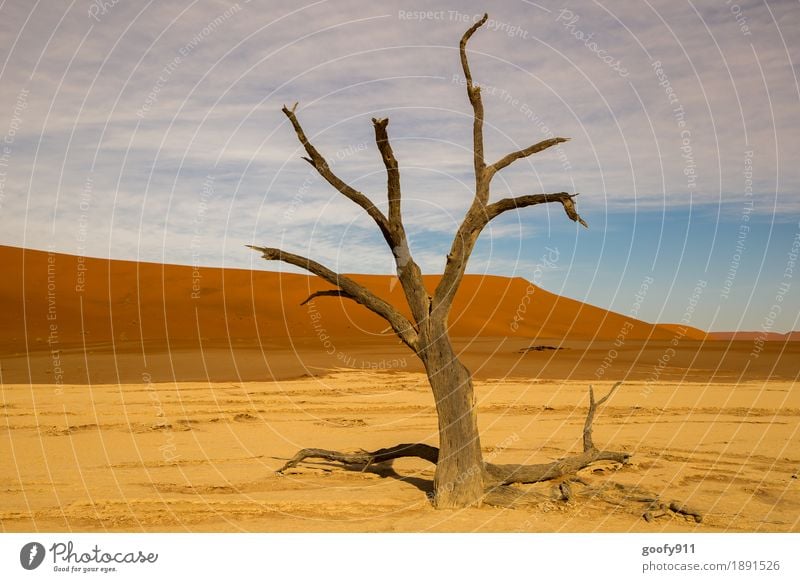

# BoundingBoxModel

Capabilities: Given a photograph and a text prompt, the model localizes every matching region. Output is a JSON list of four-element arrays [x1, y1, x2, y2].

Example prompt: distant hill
[[707, 331, 800, 341], [0, 245, 708, 349]]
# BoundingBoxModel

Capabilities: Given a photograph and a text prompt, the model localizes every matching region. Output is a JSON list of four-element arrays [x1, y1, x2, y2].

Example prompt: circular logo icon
[[20, 542, 46, 570]]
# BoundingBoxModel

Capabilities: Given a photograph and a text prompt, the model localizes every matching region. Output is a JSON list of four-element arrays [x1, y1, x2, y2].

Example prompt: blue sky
[[0, 0, 798, 332]]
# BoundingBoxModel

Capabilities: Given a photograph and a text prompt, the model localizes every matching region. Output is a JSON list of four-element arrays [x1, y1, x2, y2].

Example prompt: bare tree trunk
[[260, 14, 611, 513], [419, 321, 484, 508]]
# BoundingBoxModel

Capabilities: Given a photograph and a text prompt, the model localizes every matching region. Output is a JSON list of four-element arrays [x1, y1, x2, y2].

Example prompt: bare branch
[[433, 193, 587, 313], [486, 192, 588, 228], [460, 13, 489, 181], [460, 15, 486, 89], [594, 381, 623, 407], [247, 245, 418, 349], [583, 382, 623, 452], [432, 213, 489, 314], [299, 289, 356, 306], [435, 17, 586, 318], [432, 14, 492, 315], [281, 104, 395, 246], [371, 117, 431, 325], [487, 137, 570, 178], [487, 381, 628, 486], [372, 117, 402, 228]]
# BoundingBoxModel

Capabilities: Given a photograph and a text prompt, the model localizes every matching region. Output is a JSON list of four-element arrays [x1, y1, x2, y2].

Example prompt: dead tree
[[250, 15, 699, 519]]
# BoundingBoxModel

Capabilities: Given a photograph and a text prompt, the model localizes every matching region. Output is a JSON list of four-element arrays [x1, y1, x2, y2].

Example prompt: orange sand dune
[[0, 244, 703, 351], [708, 331, 800, 341], [4, 245, 798, 386]]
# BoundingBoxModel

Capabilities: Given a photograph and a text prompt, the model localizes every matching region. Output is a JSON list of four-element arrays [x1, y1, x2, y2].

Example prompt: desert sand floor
[[2, 369, 798, 532]]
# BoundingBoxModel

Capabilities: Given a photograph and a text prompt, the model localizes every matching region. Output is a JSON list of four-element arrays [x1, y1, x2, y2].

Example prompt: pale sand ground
[[3, 246, 797, 531], [2, 370, 798, 532]]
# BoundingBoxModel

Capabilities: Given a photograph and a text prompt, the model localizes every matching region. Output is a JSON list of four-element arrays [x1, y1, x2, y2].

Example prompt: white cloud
[[1, 0, 797, 275]]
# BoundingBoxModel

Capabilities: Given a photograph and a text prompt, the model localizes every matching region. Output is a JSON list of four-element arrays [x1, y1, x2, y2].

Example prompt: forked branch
[[435, 17, 586, 315], [583, 382, 623, 451], [485, 382, 627, 486], [434, 192, 587, 312], [371, 117, 430, 324], [281, 103, 395, 247], [247, 245, 418, 349]]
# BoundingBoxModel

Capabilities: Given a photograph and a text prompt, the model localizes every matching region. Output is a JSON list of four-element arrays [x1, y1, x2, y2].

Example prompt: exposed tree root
[[479, 479, 703, 525], [276, 443, 439, 473], [275, 383, 703, 523], [484, 448, 630, 485], [484, 382, 629, 486]]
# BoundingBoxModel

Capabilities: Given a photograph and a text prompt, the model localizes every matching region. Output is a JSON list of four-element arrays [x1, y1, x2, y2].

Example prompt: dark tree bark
[[416, 319, 485, 508], [248, 14, 691, 518]]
